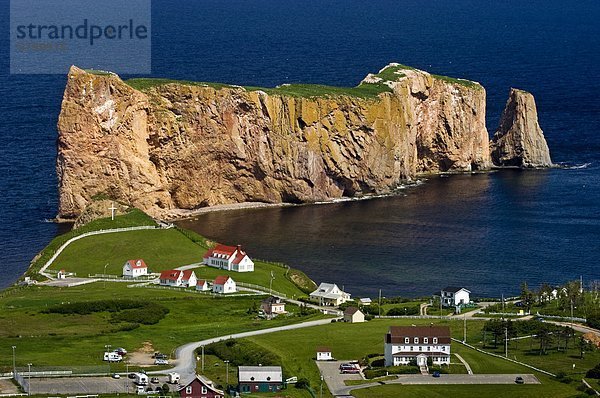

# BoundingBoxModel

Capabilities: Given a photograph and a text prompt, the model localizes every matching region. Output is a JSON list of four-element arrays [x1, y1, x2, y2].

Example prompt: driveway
[[315, 361, 363, 397]]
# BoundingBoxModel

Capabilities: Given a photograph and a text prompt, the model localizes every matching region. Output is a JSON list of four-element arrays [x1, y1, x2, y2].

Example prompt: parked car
[[154, 359, 169, 365], [339, 363, 359, 374], [113, 347, 128, 356], [432, 371, 440, 378], [151, 377, 160, 384], [103, 352, 122, 362], [128, 373, 137, 379], [515, 376, 524, 384], [152, 352, 168, 359], [112, 373, 121, 379]]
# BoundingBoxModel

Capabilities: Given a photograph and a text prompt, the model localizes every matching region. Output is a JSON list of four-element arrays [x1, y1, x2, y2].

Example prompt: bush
[[295, 378, 310, 389], [364, 369, 387, 379], [161, 384, 170, 393], [202, 339, 278, 367], [587, 313, 600, 330], [585, 364, 600, 379], [386, 306, 419, 316], [370, 358, 385, 368]]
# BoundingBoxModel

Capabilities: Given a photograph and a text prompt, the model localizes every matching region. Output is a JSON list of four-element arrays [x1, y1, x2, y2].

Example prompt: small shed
[[316, 346, 332, 361], [343, 307, 365, 323]]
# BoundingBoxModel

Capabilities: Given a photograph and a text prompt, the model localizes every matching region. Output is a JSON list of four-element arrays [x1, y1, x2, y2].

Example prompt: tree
[[534, 324, 554, 355], [161, 383, 170, 393], [520, 282, 534, 312], [577, 336, 593, 359]]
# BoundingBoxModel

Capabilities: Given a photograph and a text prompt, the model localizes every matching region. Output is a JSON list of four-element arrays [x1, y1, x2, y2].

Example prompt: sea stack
[[490, 88, 552, 168]]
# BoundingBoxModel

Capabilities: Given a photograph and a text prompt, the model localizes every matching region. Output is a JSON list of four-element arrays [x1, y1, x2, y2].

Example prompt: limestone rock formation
[[57, 64, 492, 220], [490, 88, 552, 168]]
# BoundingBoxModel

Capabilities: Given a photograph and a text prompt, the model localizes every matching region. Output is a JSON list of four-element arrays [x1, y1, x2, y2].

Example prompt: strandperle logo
[[10, 0, 151, 74], [15, 19, 149, 46]]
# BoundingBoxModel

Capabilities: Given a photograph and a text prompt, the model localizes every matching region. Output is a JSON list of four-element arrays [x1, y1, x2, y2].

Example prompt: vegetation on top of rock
[[123, 63, 479, 99], [431, 74, 483, 90]]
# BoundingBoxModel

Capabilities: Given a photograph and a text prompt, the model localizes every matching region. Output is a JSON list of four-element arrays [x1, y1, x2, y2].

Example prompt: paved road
[[316, 360, 363, 397], [149, 318, 339, 378]]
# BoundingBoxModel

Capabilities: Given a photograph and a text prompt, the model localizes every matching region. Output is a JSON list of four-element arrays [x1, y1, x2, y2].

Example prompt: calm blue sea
[[0, 0, 599, 296]]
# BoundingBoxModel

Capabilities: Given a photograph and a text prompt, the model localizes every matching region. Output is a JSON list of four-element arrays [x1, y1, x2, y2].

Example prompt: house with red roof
[[203, 244, 254, 273], [122, 259, 148, 278], [212, 275, 236, 294], [159, 269, 197, 288], [384, 325, 451, 368], [195, 279, 210, 292], [177, 374, 223, 398]]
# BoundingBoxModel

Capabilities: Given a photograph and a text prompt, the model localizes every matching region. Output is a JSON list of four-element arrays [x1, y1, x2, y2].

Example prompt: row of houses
[[122, 243, 254, 280], [158, 271, 237, 294]]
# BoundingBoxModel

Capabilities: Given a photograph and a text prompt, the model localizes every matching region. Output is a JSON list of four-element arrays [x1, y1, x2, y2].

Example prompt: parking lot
[[315, 360, 364, 396], [24, 375, 170, 395]]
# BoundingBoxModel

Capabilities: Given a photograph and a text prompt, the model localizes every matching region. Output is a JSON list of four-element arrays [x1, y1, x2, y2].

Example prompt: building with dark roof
[[384, 325, 451, 367]]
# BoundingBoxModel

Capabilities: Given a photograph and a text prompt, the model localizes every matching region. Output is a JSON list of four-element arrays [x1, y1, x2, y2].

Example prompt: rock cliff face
[[490, 88, 552, 168], [57, 64, 493, 220]]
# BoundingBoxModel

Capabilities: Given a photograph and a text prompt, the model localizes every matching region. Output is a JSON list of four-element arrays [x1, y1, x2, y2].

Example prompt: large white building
[[440, 287, 471, 307], [384, 325, 451, 367], [122, 259, 148, 278], [309, 283, 351, 306], [203, 244, 254, 272]]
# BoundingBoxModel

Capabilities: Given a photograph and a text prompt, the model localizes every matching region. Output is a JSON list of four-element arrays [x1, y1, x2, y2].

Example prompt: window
[[419, 346, 422, 351], [201, 386, 207, 394], [414, 337, 419, 344], [404, 337, 409, 344], [424, 337, 428, 344], [433, 337, 438, 344], [186, 386, 192, 394]]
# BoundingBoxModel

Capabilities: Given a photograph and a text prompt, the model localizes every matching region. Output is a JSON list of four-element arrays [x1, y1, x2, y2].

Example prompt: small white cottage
[[122, 259, 148, 278], [212, 276, 236, 294], [316, 347, 332, 361], [196, 279, 210, 292]]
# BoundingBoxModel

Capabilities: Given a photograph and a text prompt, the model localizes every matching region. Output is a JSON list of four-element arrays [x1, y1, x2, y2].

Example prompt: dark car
[[515, 376, 524, 384], [432, 371, 441, 378], [151, 377, 160, 384], [128, 373, 136, 379]]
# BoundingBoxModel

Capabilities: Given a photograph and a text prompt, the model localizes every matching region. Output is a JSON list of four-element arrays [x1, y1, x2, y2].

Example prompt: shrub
[[585, 364, 600, 379], [370, 358, 385, 368], [295, 378, 310, 389], [587, 313, 600, 330], [364, 369, 387, 379], [386, 306, 419, 316], [202, 339, 278, 367], [161, 384, 170, 393]]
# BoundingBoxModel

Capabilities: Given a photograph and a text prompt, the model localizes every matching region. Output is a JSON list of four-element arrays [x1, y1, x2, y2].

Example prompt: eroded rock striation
[[490, 88, 552, 168], [57, 64, 497, 220]]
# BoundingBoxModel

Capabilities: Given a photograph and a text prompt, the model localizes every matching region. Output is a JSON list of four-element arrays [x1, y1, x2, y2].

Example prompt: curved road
[[149, 317, 339, 378]]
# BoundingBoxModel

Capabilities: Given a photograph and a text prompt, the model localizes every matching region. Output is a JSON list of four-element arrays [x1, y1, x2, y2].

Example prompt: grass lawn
[[0, 282, 325, 372], [351, 376, 577, 398], [49, 229, 204, 275]]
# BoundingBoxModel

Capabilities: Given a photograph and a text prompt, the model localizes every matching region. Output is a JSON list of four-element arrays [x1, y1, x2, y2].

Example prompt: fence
[[130, 283, 262, 297], [451, 338, 556, 377], [38, 226, 157, 278], [236, 282, 287, 298]]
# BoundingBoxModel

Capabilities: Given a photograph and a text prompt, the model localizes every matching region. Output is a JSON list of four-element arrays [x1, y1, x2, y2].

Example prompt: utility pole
[[103, 263, 109, 288], [505, 327, 508, 357], [27, 363, 32, 396], [571, 299, 574, 319], [269, 271, 274, 295], [502, 294, 505, 312], [11, 346, 16, 377], [463, 313, 467, 343], [126, 363, 129, 394], [105, 344, 111, 375], [320, 373, 323, 398], [224, 360, 230, 386], [378, 289, 382, 317], [201, 346, 205, 372]]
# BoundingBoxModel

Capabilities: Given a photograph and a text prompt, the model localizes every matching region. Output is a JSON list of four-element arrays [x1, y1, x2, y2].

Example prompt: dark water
[[1, 0, 599, 293]]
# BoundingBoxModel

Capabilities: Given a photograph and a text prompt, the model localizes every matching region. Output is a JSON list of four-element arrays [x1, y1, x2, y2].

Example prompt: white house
[[122, 259, 148, 278], [343, 307, 365, 323], [310, 283, 351, 306], [384, 325, 451, 368], [359, 298, 372, 305], [212, 276, 236, 294], [159, 269, 197, 287], [440, 287, 471, 307], [203, 244, 254, 272], [261, 296, 286, 318], [196, 279, 210, 292], [316, 347, 332, 361]]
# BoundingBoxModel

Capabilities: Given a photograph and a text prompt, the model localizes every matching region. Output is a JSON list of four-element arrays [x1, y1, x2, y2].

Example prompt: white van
[[103, 352, 122, 362], [134, 373, 149, 385], [167, 372, 180, 384]]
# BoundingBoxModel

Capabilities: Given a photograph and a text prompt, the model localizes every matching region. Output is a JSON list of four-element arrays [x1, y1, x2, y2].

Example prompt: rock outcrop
[[490, 88, 552, 168], [57, 64, 493, 220]]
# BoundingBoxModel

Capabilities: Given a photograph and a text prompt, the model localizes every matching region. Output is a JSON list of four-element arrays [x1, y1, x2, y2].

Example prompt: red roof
[[127, 259, 147, 269], [204, 244, 248, 260], [197, 280, 207, 285], [181, 270, 195, 281], [159, 270, 180, 281], [213, 275, 231, 285]]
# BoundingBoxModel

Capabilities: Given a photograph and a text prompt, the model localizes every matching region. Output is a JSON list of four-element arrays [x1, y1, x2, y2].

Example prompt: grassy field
[[26, 209, 156, 280], [48, 228, 204, 275], [0, 282, 324, 372]]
